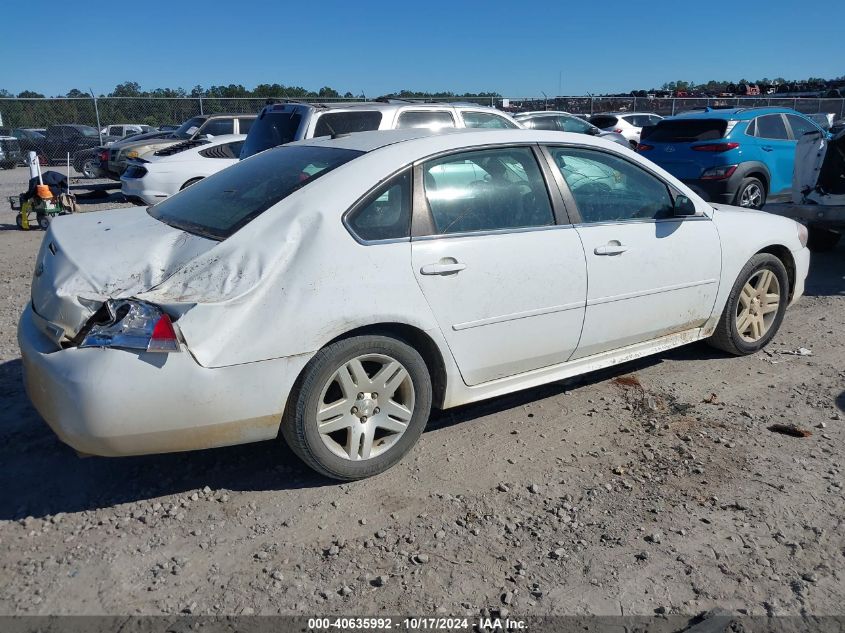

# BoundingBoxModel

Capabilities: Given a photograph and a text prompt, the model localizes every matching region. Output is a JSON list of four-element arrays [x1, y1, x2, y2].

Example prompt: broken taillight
[[636, 143, 654, 152], [148, 313, 179, 353], [79, 300, 181, 353]]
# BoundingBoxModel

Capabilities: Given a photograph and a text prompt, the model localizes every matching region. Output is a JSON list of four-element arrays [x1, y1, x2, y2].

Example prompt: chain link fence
[[2, 95, 844, 130]]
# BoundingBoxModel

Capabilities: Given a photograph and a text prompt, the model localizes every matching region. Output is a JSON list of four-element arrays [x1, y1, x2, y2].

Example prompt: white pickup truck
[[764, 129, 844, 252]]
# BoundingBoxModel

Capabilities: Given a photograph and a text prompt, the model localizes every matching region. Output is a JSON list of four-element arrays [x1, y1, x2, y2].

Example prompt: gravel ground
[[0, 164, 843, 618]]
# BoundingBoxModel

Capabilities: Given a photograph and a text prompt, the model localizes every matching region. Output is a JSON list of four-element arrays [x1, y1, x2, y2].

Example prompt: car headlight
[[80, 300, 180, 353], [797, 222, 809, 248]]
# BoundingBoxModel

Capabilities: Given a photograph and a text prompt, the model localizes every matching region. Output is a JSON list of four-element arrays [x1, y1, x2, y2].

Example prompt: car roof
[[591, 112, 658, 117], [200, 133, 246, 145], [672, 106, 802, 120], [291, 127, 621, 154], [514, 111, 573, 118], [262, 101, 508, 115]]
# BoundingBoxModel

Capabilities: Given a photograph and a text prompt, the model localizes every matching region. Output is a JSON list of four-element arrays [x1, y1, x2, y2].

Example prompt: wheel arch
[[321, 323, 449, 409], [756, 244, 795, 300], [735, 161, 770, 195]]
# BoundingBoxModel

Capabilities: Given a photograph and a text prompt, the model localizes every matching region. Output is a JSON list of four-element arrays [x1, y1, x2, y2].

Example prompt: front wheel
[[708, 253, 789, 355], [281, 335, 432, 480], [734, 177, 766, 209]]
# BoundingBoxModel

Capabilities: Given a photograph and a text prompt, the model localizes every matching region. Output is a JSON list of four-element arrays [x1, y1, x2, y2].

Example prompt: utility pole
[[90, 88, 102, 145]]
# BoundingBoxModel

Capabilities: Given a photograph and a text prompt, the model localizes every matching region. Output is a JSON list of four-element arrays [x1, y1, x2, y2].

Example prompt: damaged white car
[[19, 129, 810, 480]]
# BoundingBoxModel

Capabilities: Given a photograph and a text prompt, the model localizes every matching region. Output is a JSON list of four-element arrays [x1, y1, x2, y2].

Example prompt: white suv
[[240, 101, 521, 158], [588, 112, 663, 147]]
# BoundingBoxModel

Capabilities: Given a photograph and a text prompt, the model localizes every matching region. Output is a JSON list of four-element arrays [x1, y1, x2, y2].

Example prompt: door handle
[[420, 262, 467, 275], [594, 242, 628, 256], [761, 145, 773, 152]]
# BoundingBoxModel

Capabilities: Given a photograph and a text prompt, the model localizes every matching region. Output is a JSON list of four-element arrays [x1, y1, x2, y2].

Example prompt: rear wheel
[[708, 253, 788, 355], [734, 177, 766, 209], [281, 335, 432, 480], [79, 157, 98, 179], [807, 226, 841, 252], [37, 214, 51, 230], [15, 214, 24, 229]]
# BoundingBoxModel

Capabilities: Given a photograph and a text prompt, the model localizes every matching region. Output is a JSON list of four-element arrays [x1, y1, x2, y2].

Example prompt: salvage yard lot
[[0, 165, 843, 617]]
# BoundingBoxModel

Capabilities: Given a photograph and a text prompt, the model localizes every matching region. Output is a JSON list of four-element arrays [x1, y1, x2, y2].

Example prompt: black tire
[[37, 214, 51, 230], [281, 335, 432, 480], [708, 253, 789, 355], [15, 214, 24, 229], [807, 226, 841, 252], [180, 177, 203, 191], [1, 162, 14, 170], [733, 177, 766, 209]]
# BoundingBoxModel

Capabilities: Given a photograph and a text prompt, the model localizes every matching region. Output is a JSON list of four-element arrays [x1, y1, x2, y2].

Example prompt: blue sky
[[0, 0, 841, 97]]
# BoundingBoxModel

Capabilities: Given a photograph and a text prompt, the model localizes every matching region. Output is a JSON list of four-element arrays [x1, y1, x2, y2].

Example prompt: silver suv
[[240, 101, 520, 159]]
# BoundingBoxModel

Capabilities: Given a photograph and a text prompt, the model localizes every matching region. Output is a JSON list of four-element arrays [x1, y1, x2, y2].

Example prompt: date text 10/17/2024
[[307, 616, 528, 630]]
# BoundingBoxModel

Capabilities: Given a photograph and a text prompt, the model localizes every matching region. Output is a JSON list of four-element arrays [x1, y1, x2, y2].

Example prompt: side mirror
[[674, 194, 697, 216]]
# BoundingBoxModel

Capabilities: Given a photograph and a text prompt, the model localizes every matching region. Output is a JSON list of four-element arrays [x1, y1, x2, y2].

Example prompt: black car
[[0, 127, 46, 158], [39, 124, 103, 164], [0, 136, 23, 168]]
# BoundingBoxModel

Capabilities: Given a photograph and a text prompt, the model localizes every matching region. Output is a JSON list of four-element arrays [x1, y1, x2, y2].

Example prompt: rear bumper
[[682, 177, 738, 205], [18, 304, 310, 457], [121, 173, 174, 206]]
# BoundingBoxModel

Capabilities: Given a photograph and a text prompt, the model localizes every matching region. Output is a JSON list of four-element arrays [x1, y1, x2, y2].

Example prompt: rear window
[[590, 115, 618, 129], [396, 111, 456, 130], [149, 145, 362, 240], [240, 111, 304, 158], [313, 111, 382, 137], [643, 119, 728, 142]]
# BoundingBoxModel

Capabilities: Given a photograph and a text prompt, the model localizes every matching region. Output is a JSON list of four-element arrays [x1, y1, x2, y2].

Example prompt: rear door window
[[396, 111, 456, 130], [313, 111, 382, 137], [590, 115, 618, 129], [753, 115, 789, 140], [461, 111, 518, 129], [784, 114, 818, 139], [237, 118, 254, 134], [522, 116, 558, 131], [644, 119, 728, 142], [422, 147, 554, 234]]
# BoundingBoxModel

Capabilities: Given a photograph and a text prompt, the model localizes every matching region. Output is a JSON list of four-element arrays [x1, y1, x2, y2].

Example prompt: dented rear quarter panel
[[138, 148, 445, 369]]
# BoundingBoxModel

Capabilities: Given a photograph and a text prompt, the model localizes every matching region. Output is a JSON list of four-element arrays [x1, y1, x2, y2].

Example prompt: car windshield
[[148, 145, 363, 240], [77, 126, 100, 137], [241, 111, 305, 159], [644, 119, 728, 142], [173, 116, 207, 139], [590, 116, 618, 129]]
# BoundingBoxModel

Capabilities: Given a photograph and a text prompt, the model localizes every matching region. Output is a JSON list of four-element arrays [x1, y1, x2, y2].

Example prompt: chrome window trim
[[411, 223, 574, 242]]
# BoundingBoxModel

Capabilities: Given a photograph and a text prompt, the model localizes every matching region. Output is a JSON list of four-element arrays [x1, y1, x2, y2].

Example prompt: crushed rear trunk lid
[[30, 207, 216, 345]]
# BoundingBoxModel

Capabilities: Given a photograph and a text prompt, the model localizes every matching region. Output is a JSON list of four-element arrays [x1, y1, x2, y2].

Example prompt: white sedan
[[19, 129, 810, 480], [121, 134, 245, 205]]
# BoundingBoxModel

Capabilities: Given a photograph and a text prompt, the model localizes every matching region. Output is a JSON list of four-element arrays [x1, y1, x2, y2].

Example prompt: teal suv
[[637, 107, 825, 209]]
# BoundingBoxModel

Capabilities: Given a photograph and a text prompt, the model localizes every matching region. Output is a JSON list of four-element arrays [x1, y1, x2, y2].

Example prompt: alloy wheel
[[739, 183, 763, 208], [735, 269, 781, 342], [315, 354, 415, 461]]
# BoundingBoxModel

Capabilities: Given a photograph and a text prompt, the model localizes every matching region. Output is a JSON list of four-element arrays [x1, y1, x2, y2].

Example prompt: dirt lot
[[0, 163, 843, 620]]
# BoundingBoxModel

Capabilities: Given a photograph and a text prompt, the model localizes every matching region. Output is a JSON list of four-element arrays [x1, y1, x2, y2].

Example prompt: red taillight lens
[[636, 143, 654, 152], [98, 150, 108, 161], [692, 142, 740, 152], [148, 314, 179, 353], [614, 128, 623, 133]]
